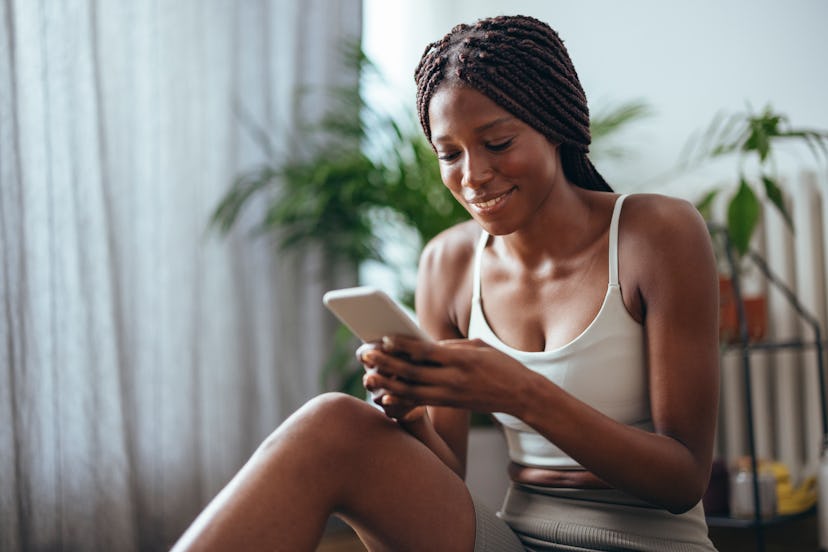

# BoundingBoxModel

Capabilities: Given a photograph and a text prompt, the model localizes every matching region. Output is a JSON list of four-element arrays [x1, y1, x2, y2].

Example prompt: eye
[[486, 138, 514, 152], [436, 151, 460, 162]]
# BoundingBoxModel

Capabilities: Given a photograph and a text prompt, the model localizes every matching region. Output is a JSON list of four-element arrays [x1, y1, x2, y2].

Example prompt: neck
[[495, 185, 603, 269]]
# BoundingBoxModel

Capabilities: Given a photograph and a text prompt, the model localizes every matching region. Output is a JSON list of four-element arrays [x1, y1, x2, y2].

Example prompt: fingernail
[[382, 336, 394, 350]]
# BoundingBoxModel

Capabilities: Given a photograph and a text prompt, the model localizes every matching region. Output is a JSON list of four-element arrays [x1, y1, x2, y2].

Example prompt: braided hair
[[414, 15, 612, 193]]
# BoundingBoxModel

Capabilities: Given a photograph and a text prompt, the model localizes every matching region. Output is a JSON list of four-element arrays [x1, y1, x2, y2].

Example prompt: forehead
[[428, 85, 520, 142]]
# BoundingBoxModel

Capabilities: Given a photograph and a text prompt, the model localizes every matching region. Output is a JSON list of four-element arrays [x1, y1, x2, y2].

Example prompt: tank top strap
[[608, 194, 628, 287], [472, 230, 490, 302]]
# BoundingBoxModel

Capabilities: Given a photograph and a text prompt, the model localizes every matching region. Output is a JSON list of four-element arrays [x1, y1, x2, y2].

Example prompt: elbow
[[665, 499, 699, 516], [661, 489, 703, 515], [662, 477, 709, 515]]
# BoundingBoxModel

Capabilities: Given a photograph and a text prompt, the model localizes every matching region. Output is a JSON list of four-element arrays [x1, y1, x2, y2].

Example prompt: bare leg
[[172, 393, 476, 552]]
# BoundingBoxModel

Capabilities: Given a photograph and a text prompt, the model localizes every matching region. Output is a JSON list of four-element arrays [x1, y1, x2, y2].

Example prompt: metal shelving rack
[[705, 225, 827, 552]]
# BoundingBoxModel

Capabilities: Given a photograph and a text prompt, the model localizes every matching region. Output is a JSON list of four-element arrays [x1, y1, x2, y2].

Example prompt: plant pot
[[742, 295, 767, 342], [719, 276, 738, 343], [718, 276, 767, 344]]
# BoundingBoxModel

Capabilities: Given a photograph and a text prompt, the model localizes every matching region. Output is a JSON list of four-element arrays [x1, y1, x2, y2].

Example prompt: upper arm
[[415, 221, 477, 342], [627, 196, 720, 475], [414, 222, 478, 472]]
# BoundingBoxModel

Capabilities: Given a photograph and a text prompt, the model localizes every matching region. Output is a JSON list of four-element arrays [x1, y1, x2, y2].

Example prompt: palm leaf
[[590, 100, 652, 142], [588, 100, 652, 160]]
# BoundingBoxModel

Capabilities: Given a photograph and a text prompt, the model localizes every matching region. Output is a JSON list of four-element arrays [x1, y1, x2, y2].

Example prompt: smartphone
[[322, 286, 432, 343]]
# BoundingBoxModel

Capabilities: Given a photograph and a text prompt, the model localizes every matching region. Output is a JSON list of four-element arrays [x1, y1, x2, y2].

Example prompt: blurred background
[[364, 0, 828, 195], [1, 1, 826, 551]]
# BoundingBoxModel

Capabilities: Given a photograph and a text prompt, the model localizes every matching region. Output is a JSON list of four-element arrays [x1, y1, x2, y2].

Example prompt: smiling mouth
[[468, 188, 515, 213]]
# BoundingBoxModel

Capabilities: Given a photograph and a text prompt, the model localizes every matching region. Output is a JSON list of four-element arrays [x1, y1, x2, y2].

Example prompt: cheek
[[439, 164, 462, 191], [497, 151, 535, 177]]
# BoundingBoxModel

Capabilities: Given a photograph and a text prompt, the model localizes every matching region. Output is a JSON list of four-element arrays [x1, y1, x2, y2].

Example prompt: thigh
[[323, 395, 477, 552]]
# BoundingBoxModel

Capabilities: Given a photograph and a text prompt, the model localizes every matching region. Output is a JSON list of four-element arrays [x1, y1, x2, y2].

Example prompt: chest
[[479, 242, 617, 352]]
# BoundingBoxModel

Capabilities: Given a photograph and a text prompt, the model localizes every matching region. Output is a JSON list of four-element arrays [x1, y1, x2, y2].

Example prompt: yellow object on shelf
[[767, 461, 817, 515], [732, 457, 817, 516]]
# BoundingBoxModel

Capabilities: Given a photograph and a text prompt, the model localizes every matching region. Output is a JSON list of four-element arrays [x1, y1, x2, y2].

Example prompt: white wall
[[364, 0, 828, 199]]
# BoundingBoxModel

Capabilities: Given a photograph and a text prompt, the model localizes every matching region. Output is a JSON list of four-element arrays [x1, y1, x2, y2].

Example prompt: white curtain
[[0, 1, 361, 550]]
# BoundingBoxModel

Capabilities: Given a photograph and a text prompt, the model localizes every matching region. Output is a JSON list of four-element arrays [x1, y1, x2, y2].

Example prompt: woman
[[174, 14, 719, 551]]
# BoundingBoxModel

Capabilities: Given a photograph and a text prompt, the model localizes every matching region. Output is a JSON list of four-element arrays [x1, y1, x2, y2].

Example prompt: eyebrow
[[474, 116, 514, 133], [432, 116, 516, 143]]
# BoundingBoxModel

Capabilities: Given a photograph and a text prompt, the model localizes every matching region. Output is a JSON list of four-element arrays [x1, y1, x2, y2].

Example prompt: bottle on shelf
[[729, 457, 776, 520]]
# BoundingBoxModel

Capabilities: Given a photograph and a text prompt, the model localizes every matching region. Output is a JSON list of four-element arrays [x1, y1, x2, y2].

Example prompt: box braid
[[414, 15, 612, 193]]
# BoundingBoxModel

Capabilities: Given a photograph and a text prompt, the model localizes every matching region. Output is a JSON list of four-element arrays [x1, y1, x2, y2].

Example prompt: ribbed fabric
[[497, 484, 718, 551], [473, 495, 525, 552]]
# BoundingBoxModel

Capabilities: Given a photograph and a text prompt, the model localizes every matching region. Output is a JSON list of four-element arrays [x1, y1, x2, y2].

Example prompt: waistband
[[497, 483, 717, 551]]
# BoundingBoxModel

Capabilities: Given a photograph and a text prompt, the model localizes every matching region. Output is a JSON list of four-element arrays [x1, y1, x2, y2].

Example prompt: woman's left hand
[[361, 335, 531, 416]]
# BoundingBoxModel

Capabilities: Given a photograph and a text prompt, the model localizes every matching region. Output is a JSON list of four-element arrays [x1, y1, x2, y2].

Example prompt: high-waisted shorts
[[473, 483, 718, 552]]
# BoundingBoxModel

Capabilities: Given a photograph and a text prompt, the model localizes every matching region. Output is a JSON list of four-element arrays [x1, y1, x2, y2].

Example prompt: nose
[[461, 152, 492, 189]]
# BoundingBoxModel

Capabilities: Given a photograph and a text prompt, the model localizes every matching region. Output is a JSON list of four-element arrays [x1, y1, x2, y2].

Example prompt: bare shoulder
[[420, 219, 480, 269], [619, 193, 717, 308], [416, 219, 481, 338], [621, 193, 711, 256]]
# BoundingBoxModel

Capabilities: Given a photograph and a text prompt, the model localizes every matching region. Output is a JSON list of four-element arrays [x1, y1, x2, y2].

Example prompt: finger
[[371, 387, 389, 405], [379, 394, 419, 410], [356, 342, 382, 366], [381, 335, 440, 365], [380, 395, 419, 420], [367, 368, 460, 406], [367, 352, 446, 386], [364, 367, 409, 394], [363, 369, 387, 394], [383, 335, 484, 367], [379, 398, 421, 421], [380, 380, 456, 408]]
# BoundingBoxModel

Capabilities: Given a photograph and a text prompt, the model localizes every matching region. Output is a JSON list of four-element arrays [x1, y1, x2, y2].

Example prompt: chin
[[474, 218, 518, 237]]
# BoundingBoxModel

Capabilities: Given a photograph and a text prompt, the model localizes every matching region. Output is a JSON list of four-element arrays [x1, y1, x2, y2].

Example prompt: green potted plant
[[683, 105, 828, 342]]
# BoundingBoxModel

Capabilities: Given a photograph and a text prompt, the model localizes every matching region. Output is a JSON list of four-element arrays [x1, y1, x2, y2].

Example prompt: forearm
[[516, 373, 711, 513], [398, 410, 466, 478]]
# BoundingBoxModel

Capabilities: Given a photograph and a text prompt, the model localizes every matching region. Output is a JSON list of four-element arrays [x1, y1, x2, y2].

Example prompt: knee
[[260, 392, 384, 453], [302, 392, 378, 428], [307, 391, 370, 413]]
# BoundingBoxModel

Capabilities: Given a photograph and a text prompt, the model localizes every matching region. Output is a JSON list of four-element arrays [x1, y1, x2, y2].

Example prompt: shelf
[[707, 225, 826, 552], [723, 339, 828, 352], [706, 506, 816, 529]]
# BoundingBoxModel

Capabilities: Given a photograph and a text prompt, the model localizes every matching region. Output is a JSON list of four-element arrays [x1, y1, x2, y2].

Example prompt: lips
[[466, 188, 515, 214]]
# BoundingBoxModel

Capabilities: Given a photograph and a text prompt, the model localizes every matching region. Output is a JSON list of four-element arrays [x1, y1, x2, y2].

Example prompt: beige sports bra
[[468, 194, 652, 469]]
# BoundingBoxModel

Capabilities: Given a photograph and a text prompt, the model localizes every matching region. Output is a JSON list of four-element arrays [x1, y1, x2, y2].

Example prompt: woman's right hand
[[357, 342, 427, 423]]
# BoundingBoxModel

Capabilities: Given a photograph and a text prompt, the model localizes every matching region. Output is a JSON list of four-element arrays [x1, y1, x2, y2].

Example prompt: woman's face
[[428, 84, 562, 236]]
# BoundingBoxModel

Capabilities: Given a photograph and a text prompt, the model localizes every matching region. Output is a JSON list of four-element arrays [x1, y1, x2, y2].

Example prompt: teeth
[[475, 192, 508, 210], [472, 192, 509, 210], [477, 196, 503, 209]]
